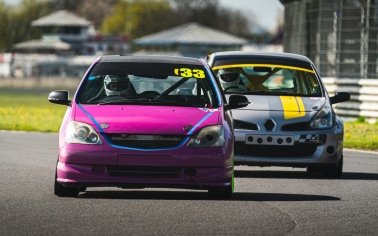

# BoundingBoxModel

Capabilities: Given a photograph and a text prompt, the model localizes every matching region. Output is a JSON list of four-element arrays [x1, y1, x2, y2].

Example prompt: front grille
[[107, 166, 182, 178], [234, 120, 258, 130], [105, 134, 184, 149], [234, 142, 318, 157], [281, 121, 310, 131]]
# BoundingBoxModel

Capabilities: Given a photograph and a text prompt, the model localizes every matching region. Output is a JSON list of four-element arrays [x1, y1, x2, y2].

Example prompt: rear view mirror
[[134, 75, 168, 79], [254, 67, 272, 73]]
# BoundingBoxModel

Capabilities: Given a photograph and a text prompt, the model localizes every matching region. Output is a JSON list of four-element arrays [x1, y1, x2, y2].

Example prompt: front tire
[[54, 171, 79, 197], [208, 185, 233, 199], [321, 155, 343, 178]]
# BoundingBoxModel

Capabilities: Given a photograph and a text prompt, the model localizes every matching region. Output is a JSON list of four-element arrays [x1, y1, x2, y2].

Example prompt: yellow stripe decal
[[212, 64, 315, 73], [280, 96, 305, 119]]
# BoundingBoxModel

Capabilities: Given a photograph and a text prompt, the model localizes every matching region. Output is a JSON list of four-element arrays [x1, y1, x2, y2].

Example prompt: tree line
[[0, 0, 281, 52]]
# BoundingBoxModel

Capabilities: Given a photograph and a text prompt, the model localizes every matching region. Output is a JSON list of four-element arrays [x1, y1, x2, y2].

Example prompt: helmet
[[217, 68, 240, 90], [104, 75, 132, 96]]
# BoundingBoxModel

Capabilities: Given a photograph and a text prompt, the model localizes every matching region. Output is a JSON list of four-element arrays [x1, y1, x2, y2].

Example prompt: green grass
[[1, 91, 377, 151], [0, 92, 67, 132], [344, 121, 378, 151]]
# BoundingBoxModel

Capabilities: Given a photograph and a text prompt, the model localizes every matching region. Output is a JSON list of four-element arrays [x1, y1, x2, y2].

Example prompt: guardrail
[[323, 78, 378, 123]]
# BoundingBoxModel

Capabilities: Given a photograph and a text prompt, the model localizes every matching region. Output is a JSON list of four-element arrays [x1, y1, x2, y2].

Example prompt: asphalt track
[[1, 131, 378, 235]]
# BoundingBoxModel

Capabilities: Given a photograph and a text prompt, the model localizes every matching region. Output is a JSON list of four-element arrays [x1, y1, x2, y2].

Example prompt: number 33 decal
[[174, 68, 205, 79]]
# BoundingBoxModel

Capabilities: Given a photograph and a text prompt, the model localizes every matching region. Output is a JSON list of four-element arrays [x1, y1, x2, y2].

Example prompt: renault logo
[[264, 119, 276, 131]]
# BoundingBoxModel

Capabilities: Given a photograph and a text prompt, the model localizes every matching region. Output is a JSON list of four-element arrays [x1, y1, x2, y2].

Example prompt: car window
[[214, 65, 322, 96], [77, 62, 219, 107]]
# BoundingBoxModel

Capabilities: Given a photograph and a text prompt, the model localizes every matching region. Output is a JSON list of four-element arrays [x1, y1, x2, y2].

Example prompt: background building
[[133, 22, 248, 58], [10, 10, 129, 78]]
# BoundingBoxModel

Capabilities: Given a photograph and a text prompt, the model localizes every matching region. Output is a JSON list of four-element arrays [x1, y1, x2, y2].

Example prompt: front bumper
[[57, 162, 232, 190], [233, 126, 344, 167], [56, 146, 233, 190]]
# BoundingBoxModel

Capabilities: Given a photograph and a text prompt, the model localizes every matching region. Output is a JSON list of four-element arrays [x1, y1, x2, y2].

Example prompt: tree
[[48, 0, 85, 11], [0, 1, 12, 51], [74, 0, 117, 30], [0, 0, 53, 51], [169, 0, 257, 39], [100, 0, 178, 40]]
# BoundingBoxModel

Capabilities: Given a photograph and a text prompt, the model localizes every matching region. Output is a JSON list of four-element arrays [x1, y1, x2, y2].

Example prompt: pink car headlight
[[65, 121, 103, 145], [187, 125, 225, 147]]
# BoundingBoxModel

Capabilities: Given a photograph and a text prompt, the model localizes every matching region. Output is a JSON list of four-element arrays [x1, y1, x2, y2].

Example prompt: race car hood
[[231, 95, 326, 122], [74, 104, 220, 135]]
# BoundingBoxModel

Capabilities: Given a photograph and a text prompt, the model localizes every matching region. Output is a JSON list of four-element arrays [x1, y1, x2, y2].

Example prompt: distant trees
[[100, 0, 178, 40], [0, 0, 279, 52], [0, 2, 12, 51], [0, 0, 52, 51], [100, 0, 259, 40], [74, 0, 116, 30], [169, 0, 258, 39]]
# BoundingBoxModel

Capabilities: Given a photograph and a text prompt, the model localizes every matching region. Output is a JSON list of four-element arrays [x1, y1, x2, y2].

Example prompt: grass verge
[[0, 91, 67, 132], [344, 122, 378, 151]]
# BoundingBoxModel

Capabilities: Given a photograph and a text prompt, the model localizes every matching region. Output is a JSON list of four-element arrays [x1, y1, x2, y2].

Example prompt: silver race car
[[207, 51, 350, 178]]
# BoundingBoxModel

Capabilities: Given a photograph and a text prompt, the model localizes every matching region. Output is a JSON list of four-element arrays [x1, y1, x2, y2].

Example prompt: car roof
[[208, 51, 314, 70], [99, 55, 203, 66]]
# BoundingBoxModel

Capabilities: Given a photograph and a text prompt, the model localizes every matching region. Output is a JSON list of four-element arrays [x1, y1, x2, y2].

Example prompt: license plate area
[[245, 134, 295, 146]]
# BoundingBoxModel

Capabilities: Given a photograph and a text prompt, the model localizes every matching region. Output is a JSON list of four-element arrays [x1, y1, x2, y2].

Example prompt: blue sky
[[5, 0, 284, 31]]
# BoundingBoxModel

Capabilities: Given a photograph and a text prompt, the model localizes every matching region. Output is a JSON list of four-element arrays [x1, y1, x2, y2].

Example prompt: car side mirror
[[330, 92, 350, 105], [48, 90, 71, 106], [225, 95, 250, 110]]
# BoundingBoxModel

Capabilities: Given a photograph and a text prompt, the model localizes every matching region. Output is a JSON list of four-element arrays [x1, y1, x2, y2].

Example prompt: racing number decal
[[175, 68, 192, 77], [193, 69, 205, 78], [174, 68, 205, 79], [280, 96, 305, 119]]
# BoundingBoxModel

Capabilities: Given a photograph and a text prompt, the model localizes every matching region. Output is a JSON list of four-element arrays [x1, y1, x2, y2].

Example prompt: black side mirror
[[330, 92, 350, 105], [225, 95, 250, 111], [48, 90, 71, 106]]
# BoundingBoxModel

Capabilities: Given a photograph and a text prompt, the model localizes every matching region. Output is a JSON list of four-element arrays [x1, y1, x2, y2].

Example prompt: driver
[[104, 75, 134, 96], [217, 68, 248, 92]]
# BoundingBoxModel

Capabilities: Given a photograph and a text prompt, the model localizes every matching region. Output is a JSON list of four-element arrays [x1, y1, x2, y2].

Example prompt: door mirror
[[225, 95, 250, 110], [48, 90, 71, 106], [330, 92, 350, 105]]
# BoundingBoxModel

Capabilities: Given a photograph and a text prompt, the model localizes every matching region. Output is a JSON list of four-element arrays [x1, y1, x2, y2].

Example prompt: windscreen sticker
[[199, 108, 219, 112], [280, 96, 305, 119], [212, 64, 315, 74], [174, 68, 205, 78]]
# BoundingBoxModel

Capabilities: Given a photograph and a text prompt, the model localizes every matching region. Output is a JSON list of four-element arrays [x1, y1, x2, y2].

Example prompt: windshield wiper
[[98, 99, 136, 105], [98, 98, 179, 105]]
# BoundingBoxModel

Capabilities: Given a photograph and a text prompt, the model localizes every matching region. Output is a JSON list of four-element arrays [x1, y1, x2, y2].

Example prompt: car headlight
[[187, 125, 225, 147], [65, 121, 102, 145], [310, 104, 334, 129]]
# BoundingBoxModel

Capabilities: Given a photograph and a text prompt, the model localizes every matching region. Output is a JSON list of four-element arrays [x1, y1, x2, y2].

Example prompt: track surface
[[1, 131, 377, 235]]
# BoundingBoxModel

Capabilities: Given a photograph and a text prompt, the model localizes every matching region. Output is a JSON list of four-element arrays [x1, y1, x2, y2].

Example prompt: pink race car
[[49, 55, 249, 198]]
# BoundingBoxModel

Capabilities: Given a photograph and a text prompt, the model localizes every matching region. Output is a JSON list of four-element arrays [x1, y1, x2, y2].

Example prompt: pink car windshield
[[77, 62, 219, 108]]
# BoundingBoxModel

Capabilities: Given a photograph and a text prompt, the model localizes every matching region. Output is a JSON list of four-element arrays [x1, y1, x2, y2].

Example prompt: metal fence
[[282, 0, 378, 79]]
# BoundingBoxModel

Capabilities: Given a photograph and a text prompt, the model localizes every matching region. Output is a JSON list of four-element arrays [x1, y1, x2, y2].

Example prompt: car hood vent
[[234, 120, 258, 130]]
